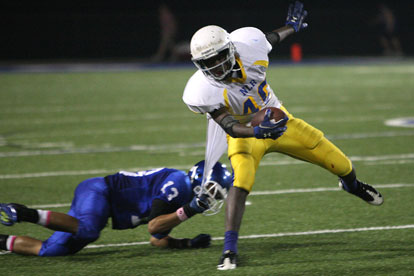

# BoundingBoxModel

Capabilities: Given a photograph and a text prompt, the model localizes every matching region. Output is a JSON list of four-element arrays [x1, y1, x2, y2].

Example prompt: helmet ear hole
[[193, 185, 202, 195]]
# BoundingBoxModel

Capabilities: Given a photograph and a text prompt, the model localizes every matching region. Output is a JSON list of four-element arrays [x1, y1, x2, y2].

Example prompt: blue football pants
[[38, 177, 110, 256]]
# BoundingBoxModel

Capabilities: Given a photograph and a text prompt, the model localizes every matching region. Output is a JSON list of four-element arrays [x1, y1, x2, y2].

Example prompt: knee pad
[[323, 144, 353, 176], [288, 118, 324, 149], [230, 153, 257, 193], [75, 220, 101, 243]]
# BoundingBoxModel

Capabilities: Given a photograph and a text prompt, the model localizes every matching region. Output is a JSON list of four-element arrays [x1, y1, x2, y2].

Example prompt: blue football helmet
[[188, 160, 233, 215]]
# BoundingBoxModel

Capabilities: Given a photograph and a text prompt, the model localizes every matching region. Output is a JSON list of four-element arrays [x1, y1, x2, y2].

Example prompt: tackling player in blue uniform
[[0, 161, 232, 256]]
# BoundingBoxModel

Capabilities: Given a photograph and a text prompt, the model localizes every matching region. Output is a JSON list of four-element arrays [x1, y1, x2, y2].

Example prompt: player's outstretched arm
[[147, 195, 210, 235], [266, 1, 308, 47], [210, 107, 254, 138], [150, 234, 211, 249], [148, 196, 211, 249], [147, 212, 182, 235]]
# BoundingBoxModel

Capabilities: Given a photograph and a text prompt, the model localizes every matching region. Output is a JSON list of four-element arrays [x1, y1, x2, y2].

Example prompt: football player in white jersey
[[182, 1, 384, 271]]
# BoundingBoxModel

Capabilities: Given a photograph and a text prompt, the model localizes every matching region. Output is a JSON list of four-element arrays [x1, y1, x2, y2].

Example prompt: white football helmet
[[190, 25, 236, 81]]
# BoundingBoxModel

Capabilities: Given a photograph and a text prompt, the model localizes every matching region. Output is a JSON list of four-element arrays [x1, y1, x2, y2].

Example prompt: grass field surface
[[0, 60, 413, 275]]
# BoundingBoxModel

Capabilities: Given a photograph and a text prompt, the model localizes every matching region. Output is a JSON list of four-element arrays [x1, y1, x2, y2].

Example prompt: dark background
[[1, 0, 412, 62]]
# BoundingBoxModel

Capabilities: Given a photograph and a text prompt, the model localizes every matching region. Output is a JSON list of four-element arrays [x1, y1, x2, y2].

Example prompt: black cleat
[[339, 180, 384, 206]]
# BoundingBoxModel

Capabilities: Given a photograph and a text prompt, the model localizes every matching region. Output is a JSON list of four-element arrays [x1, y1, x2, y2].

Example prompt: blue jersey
[[105, 168, 193, 229]]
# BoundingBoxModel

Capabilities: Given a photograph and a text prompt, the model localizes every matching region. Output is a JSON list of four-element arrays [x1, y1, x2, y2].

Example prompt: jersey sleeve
[[148, 199, 175, 239], [183, 70, 226, 114], [150, 171, 193, 239]]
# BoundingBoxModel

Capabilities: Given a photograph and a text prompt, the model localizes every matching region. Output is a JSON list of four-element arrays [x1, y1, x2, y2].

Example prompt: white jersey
[[183, 27, 281, 124]]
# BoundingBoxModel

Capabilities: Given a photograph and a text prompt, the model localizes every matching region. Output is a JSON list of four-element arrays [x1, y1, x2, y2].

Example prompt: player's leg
[[0, 235, 42, 255], [39, 177, 110, 256], [270, 107, 383, 205], [0, 203, 78, 232], [218, 137, 266, 270], [0, 203, 79, 255], [1, 177, 110, 256]]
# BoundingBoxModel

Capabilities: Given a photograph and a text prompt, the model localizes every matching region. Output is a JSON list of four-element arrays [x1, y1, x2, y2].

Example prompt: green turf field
[[1, 61, 413, 275]]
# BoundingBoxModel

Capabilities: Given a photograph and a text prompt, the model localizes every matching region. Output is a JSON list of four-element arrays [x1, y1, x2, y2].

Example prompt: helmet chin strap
[[204, 43, 237, 81], [221, 58, 241, 81], [232, 54, 242, 72], [215, 55, 240, 81]]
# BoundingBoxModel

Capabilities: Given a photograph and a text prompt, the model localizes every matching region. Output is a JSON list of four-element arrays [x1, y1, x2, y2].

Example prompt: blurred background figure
[[151, 3, 178, 62], [372, 3, 404, 56], [151, 3, 191, 63]]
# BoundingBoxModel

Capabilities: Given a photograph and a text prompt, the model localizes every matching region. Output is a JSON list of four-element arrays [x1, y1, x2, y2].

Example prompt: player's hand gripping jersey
[[183, 27, 281, 124]]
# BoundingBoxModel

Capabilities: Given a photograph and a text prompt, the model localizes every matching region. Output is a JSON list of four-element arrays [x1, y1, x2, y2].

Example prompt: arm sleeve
[[148, 199, 177, 239], [148, 199, 178, 221], [265, 32, 281, 47]]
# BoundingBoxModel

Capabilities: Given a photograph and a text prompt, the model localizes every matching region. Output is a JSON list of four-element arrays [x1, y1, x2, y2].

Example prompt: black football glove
[[190, 234, 211, 248], [286, 1, 308, 32]]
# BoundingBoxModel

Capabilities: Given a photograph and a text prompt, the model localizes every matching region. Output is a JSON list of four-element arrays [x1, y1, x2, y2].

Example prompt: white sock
[[6, 235, 16, 251], [37, 210, 51, 226]]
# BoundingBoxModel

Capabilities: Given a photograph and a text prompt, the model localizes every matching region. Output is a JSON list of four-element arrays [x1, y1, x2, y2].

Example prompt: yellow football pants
[[227, 106, 353, 192]]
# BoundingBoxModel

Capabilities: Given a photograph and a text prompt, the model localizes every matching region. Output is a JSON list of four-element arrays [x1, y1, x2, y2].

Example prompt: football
[[251, 107, 287, 127]]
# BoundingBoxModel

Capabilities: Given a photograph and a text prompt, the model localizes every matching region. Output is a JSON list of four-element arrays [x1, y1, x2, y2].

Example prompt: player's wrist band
[[167, 238, 191, 249], [176, 207, 189, 221], [182, 204, 198, 219]]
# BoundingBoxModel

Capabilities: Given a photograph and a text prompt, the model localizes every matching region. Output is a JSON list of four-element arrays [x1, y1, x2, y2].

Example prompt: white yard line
[[0, 183, 412, 254], [1, 152, 412, 180], [84, 224, 414, 249], [231, 224, 414, 240], [364, 159, 414, 165], [249, 183, 414, 195], [0, 113, 195, 126], [1, 222, 413, 254], [30, 203, 72, 208], [0, 126, 204, 141], [2, 223, 410, 253], [0, 142, 206, 158], [0, 114, 384, 126], [29, 183, 414, 209], [0, 102, 399, 115], [325, 131, 414, 140], [1, 130, 414, 156]]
